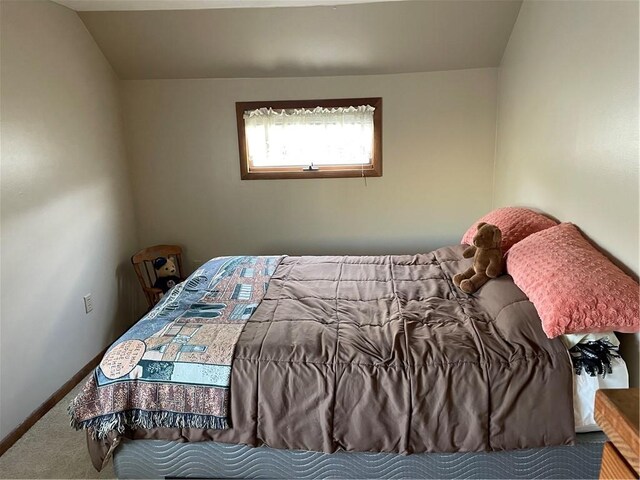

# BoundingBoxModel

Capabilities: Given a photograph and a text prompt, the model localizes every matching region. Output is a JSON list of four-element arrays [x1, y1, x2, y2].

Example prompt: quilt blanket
[[70, 255, 283, 439]]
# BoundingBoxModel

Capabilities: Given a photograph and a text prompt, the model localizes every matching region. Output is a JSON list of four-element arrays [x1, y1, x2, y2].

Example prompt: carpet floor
[[0, 376, 115, 479]]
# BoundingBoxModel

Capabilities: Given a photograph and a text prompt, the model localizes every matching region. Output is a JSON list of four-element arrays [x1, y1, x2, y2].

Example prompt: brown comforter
[[88, 246, 575, 469]]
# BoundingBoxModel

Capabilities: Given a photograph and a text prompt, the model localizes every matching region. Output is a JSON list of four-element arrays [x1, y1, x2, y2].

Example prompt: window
[[236, 98, 382, 180]]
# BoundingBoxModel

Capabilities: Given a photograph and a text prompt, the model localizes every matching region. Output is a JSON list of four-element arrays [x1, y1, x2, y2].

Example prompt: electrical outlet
[[83, 293, 93, 313]]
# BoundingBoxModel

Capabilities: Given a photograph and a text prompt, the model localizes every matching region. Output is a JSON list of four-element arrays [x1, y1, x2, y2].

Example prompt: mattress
[[113, 432, 607, 479], [77, 246, 576, 469]]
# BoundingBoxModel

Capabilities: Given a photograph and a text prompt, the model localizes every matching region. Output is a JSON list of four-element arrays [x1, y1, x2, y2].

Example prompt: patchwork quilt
[[69, 255, 283, 439]]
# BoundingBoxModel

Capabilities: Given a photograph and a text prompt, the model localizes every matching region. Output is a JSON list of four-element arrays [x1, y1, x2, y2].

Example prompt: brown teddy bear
[[454, 222, 504, 294]]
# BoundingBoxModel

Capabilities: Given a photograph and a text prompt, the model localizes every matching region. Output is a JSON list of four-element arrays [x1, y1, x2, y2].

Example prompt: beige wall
[[0, 0, 140, 438], [494, 0, 639, 383], [121, 68, 498, 268], [3, 0, 637, 440]]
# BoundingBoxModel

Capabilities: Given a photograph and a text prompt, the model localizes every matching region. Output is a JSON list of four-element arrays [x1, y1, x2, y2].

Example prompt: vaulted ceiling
[[59, 0, 523, 80]]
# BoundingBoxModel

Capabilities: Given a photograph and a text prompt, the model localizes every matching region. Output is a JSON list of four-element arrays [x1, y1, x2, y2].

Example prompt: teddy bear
[[152, 257, 181, 294], [453, 222, 504, 294]]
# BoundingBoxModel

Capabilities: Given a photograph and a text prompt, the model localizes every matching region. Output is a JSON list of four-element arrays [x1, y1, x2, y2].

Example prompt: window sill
[[241, 167, 382, 180]]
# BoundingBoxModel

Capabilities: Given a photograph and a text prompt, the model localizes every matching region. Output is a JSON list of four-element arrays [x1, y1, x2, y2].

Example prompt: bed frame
[[113, 432, 606, 479]]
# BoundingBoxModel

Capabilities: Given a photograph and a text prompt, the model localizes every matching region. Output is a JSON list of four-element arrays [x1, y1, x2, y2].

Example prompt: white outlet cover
[[83, 294, 93, 313]]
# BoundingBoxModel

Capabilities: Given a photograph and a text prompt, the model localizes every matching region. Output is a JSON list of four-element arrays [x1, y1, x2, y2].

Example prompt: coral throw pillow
[[507, 223, 639, 338], [461, 207, 557, 253]]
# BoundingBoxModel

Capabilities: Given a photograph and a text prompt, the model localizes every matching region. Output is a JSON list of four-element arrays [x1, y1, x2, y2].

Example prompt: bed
[[70, 244, 598, 476], [69, 206, 640, 479]]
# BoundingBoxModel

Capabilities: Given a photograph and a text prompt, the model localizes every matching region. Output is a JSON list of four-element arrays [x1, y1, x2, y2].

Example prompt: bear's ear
[[477, 222, 487, 230]]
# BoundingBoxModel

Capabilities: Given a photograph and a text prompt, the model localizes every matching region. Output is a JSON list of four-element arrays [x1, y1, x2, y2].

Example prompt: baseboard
[[0, 346, 108, 457]]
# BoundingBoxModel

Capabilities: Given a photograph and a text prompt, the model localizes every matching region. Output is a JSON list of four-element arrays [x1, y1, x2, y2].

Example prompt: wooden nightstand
[[595, 388, 639, 479]]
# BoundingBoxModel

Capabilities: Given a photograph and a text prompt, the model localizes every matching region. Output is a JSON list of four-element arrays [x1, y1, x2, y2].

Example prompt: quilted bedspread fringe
[[68, 403, 228, 440]]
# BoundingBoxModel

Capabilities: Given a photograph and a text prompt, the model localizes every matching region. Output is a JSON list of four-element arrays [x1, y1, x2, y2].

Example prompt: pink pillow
[[461, 207, 558, 252], [507, 223, 639, 338]]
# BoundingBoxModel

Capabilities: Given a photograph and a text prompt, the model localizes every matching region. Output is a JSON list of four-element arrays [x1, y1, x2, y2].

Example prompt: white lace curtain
[[244, 105, 375, 168]]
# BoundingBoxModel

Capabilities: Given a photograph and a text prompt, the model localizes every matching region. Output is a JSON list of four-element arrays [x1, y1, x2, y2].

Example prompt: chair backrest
[[131, 244, 184, 309]]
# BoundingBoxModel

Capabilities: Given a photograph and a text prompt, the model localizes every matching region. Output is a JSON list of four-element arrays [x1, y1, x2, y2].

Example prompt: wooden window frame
[[236, 97, 382, 180]]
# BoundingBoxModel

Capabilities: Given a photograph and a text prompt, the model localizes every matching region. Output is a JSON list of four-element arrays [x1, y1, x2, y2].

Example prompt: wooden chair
[[131, 245, 185, 309]]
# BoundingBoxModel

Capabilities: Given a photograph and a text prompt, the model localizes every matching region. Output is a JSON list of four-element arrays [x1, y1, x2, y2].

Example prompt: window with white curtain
[[236, 98, 382, 179]]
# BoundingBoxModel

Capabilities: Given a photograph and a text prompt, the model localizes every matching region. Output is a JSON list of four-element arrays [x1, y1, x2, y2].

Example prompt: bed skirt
[[113, 432, 606, 479]]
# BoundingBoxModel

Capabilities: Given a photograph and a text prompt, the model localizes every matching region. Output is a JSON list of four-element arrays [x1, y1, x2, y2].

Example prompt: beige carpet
[[0, 376, 115, 479]]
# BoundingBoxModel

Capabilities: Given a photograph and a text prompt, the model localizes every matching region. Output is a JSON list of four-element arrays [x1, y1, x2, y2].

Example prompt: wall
[[121, 68, 498, 267], [0, 0, 140, 438], [493, 0, 639, 382], [3, 0, 635, 440]]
